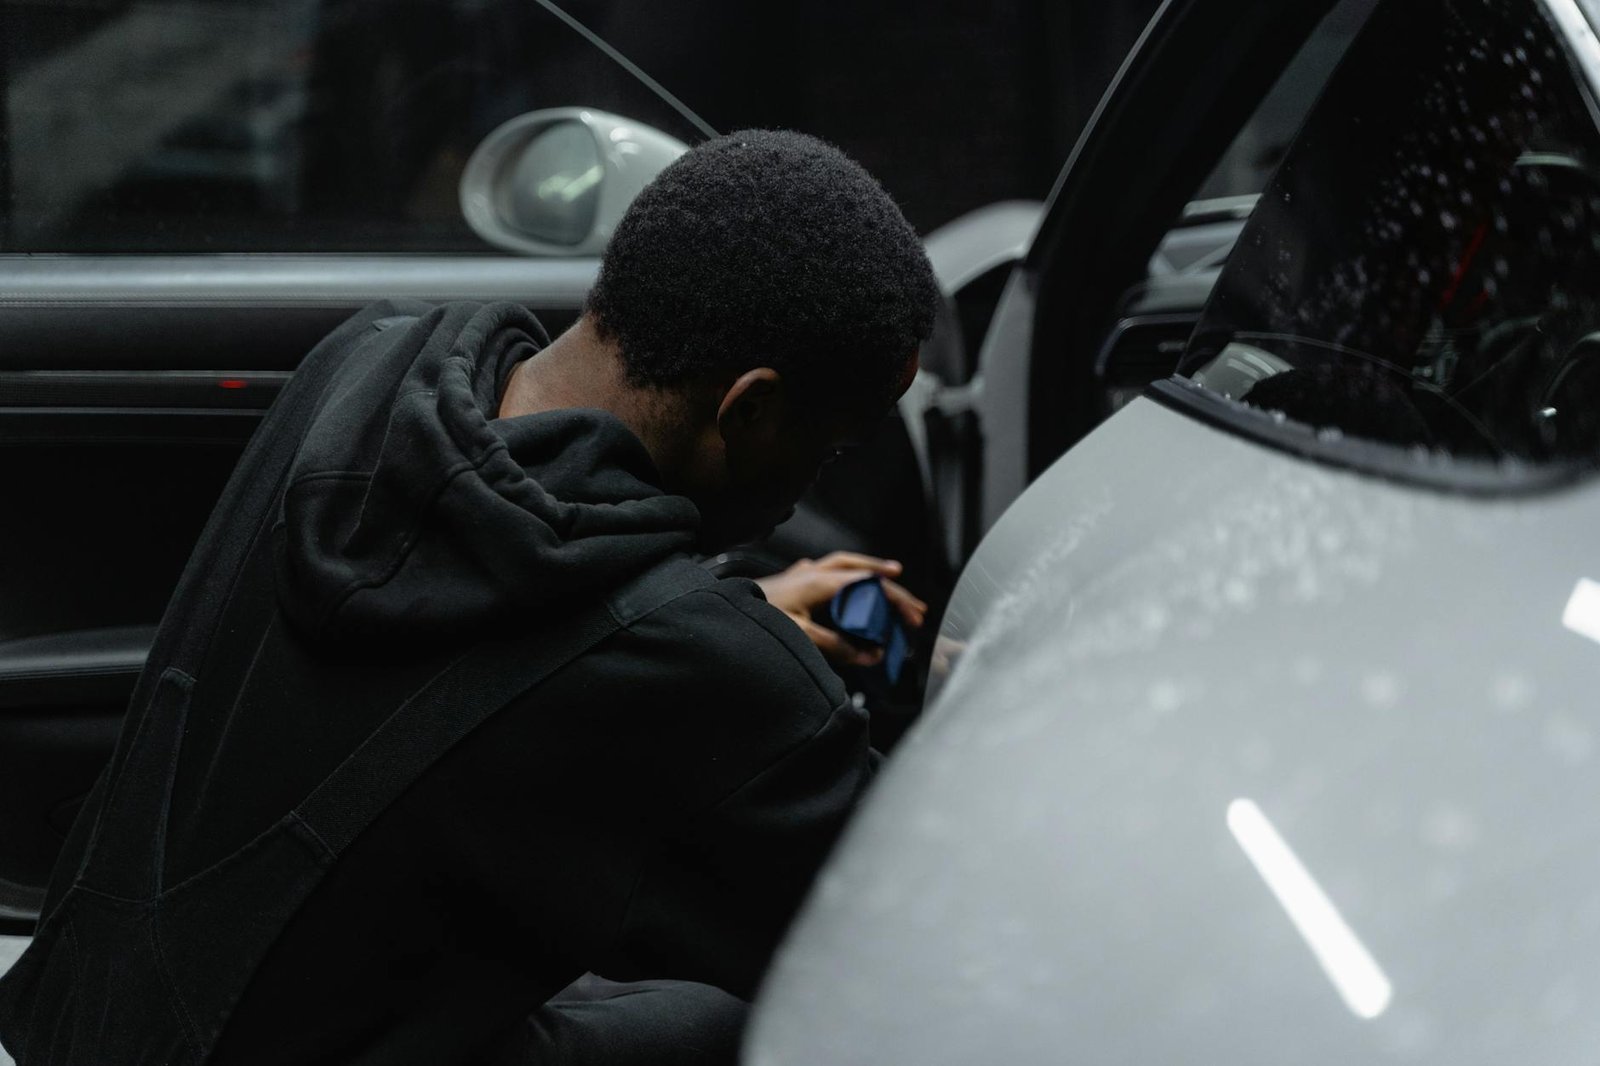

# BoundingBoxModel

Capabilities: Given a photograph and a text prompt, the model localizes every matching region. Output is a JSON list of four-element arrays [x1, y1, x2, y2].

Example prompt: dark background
[[0, 0, 1164, 250], [602, 0, 1166, 232]]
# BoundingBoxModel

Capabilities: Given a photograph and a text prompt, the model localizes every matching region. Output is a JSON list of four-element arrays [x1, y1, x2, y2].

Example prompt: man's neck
[[497, 315, 689, 476]]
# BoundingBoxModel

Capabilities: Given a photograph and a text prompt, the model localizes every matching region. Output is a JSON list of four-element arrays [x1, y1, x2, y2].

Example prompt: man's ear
[[895, 347, 922, 398], [715, 368, 786, 442]]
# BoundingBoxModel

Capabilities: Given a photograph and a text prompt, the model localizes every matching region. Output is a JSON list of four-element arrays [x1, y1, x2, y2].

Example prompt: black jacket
[[0, 301, 874, 1065]]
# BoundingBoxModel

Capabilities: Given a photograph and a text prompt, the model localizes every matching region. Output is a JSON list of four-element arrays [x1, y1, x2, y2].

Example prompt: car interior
[[1185, 0, 1600, 468]]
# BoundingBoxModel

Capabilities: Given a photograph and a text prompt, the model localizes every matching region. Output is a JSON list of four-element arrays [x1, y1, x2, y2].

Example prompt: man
[[0, 129, 939, 1065]]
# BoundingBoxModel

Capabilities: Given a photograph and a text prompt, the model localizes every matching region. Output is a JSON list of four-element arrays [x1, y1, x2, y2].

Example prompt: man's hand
[[755, 552, 928, 668]]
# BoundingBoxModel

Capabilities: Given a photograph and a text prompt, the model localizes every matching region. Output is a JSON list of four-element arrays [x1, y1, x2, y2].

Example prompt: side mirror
[[459, 108, 688, 256]]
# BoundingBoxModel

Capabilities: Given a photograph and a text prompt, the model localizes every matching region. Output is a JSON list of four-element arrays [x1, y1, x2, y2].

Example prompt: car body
[[745, 0, 1600, 1062]]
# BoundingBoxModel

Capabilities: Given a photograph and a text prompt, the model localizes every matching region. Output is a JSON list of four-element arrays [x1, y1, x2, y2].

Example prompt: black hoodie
[[38, 301, 875, 1065], [274, 299, 701, 647]]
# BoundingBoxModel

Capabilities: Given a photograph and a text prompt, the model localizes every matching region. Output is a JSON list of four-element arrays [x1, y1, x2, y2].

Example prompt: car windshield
[[1182, 0, 1600, 469]]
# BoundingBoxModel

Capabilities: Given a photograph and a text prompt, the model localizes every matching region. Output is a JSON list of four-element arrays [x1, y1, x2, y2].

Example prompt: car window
[[1181, 0, 1600, 470], [1191, 0, 1382, 206], [0, 0, 705, 253], [1147, 0, 1380, 288]]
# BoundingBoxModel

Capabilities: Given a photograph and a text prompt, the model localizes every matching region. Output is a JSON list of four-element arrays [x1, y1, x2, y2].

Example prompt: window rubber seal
[[1144, 375, 1594, 499]]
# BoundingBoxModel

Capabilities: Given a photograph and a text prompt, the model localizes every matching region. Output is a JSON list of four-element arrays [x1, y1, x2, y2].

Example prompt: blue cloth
[[829, 578, 910, 684]]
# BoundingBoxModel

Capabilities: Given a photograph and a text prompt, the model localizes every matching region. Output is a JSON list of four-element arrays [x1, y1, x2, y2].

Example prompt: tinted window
[[1193, 0, 1381, 204], [1184, 0, 1600, 468], [0, 0, 703, 253]]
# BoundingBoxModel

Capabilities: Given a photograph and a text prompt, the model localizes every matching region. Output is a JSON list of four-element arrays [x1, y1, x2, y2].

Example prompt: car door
[[748, 0, 1600, 1062], [0, 0, 1033, 934], [0, 0, 727, 932]]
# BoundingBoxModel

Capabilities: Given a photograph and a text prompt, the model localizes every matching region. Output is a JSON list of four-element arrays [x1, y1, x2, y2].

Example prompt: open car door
[[0, 0, 1042, 930], [0, 0, 723, 929]]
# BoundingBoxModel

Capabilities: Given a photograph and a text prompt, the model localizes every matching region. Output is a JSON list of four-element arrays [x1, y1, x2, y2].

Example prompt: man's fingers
[[758, 564, 903, 618], [767, 553, 923, 662], [815, 551, 903, 576], [807, 568, 927, 629], [803, 567, 882, 601], [880, 579, 928, 628], [799, 618, 884, 667]]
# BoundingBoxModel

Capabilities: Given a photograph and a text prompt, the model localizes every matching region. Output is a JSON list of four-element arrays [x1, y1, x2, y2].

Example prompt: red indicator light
[[218, 378, 249, 390]]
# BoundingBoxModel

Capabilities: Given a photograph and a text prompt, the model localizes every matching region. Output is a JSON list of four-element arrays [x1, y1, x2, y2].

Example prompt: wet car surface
[[747, 0, 1600, 1061]]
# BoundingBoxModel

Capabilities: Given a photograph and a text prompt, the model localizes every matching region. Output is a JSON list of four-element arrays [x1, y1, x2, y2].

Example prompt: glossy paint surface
[[748, 398, 1600, 1065]]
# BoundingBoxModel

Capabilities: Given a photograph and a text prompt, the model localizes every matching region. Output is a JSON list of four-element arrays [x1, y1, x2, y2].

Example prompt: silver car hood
[[748, 398, 1600, 1065]]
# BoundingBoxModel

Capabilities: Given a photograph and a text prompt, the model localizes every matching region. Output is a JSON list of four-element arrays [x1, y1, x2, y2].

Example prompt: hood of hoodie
[[274, 301, 701, 647]]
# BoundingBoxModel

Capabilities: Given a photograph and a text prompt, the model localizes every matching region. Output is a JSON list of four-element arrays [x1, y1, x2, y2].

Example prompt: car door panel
[[0, 257, 597, 368], [0, 256, 594, 928], [0, 250, 966, 921], [0, 256, 597, 642], [0, 0, 1037, 973]]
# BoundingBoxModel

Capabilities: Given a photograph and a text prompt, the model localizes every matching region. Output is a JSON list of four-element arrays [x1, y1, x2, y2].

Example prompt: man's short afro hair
[[586, 129, 940, 418]]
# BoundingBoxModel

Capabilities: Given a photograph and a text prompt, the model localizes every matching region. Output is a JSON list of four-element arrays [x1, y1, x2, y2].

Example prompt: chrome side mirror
[[459, 108, 688, 256]]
